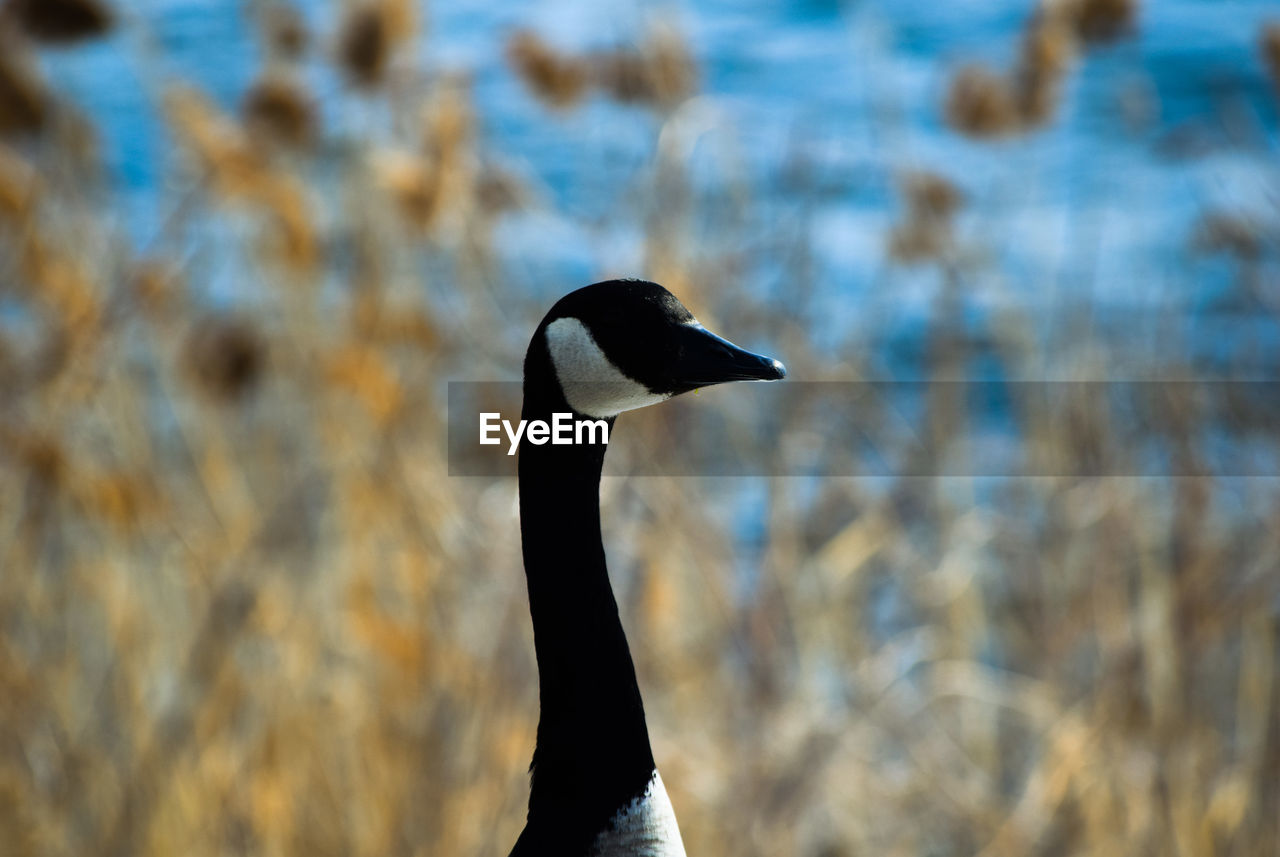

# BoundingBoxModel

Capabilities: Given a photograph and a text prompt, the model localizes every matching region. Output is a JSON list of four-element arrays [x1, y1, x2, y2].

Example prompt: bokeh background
[[2, 0, 1279, 855]]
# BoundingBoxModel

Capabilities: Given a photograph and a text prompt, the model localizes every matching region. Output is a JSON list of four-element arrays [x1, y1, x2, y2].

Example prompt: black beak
[[674, 323, 787, 388]]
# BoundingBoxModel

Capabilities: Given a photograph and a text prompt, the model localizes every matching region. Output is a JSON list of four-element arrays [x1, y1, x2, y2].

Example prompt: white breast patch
[[589, 769, 687, 857], [545, 318, 670, 418]]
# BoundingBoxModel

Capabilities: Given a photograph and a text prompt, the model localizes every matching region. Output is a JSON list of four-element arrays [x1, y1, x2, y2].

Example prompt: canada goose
[[509, 280, 786, 856]]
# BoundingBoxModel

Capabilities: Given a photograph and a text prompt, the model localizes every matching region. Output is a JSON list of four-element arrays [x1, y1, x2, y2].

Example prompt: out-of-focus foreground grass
[[1, 1, 1278, 855]]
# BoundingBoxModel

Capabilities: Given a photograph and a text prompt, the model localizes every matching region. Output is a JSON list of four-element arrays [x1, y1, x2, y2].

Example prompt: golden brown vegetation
[[0, 38, 49, 137], [945, 0, 1140, 137], [260, 3, 308, 60], [1193, 212, 1263, 261], [2, 0, 113, 45], [337, 0, 418, 88], [888, 171, 965, 263], [0, 3, 1277, 857], [506, 30, 592, 109], [945, 64, 1023, 138], [243, 76, 317, 149], [1071, 0, 1137, 44], [1263, 21, 1280, 99], [166, 86, 318, 270], [507, 26, 697, 112]]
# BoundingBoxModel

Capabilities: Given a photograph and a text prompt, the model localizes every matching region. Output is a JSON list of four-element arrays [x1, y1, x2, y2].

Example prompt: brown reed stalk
[[3, 0, 113, 44]]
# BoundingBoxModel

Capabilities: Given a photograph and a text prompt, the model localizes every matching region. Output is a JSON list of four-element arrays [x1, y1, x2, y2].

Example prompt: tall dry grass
[[1, 2, 1278, 856]]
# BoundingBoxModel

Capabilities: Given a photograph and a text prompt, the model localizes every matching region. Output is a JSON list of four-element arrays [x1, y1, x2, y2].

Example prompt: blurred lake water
[[41, 0, 1280, 375]]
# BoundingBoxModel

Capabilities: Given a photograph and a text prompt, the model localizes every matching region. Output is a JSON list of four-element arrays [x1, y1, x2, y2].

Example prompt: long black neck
[[515, 335, 656, 850]]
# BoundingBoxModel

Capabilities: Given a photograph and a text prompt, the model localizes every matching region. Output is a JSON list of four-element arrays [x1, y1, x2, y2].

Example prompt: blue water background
[[40, 1, 1279, 337]]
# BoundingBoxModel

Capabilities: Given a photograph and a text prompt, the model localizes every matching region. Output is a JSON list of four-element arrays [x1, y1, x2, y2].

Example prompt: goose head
[[527, 279, 786, 419]]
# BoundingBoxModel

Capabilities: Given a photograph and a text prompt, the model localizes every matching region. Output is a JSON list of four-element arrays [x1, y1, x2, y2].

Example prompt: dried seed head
[[507, 26, 695, 112], [639, 24, 697, 107], [166, 88, 262, 196], [0, 143, 37, 221], [167, 88, 317, 270], [1192, 213, 1261, 260], [0, 42, 48, 137], [82, 470, 156, 532], [903, 171, 964, 220], [243, 75, 316, 148], [1015, 69, 1062, 127], [593, 50, 650, 104], [338, 3, 390, 87], [9, 432, 65, 489], [1021, 11, 1077, 78], [592, 27, 697, 109], [3, 0, 113, 44], [944, 0, 1138, 141], [506, 30, 589, 109], [27, 440, 64, 490], [944, 64, 1020, 138], [1263, 22, 1280, 97], [474, 165, 526, 216], [888, 222, 950, 263], [373, 149, 441, 228], [1013, 11, 1079, 127], [0, 333, 13, 388], [889, 171, 964, 263], [131, 260, 182, 317], [185, 318, 266, 403], [263, 3, 307, 59], [1070, 0, 1137, 44]]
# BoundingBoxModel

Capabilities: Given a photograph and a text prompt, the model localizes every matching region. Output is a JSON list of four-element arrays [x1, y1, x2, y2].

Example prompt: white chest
[[589, 769, 688, 857]]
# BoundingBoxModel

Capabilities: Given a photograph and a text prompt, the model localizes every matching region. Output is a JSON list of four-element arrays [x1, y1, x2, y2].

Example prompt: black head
[[528, 279, 785, 419]]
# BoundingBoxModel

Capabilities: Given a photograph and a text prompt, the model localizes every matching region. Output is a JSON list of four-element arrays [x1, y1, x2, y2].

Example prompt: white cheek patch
[[545, 318, 670, 418]]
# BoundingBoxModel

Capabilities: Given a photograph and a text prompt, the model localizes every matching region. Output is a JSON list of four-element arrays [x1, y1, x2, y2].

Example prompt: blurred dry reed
[[1193, 212, 1262, 261], [337, 0, 418, 88], [166, 86, 319, 270], [0, 37, 49, 136], [887, 171, 965, 263], [259, 2, 308, 61], [2, 0, 113, 45], [946, 0, 1140, 137], [506, 25, 697, 112], [1263, 21, 1280, 99], [243, 75, 317, 149], [506, 30, 591, 109]]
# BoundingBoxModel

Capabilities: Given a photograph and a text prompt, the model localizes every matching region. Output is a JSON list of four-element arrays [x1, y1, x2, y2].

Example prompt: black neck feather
[[513, 334, 656, 854]]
